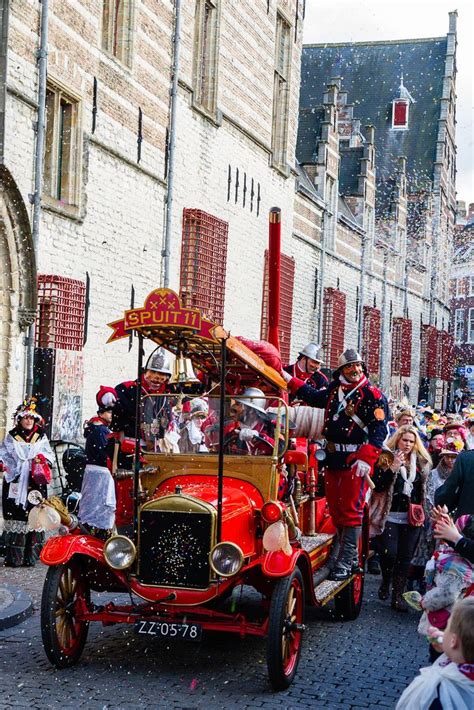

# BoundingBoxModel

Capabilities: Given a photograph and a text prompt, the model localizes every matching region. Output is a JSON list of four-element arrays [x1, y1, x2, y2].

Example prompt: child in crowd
[[396, 597, 474, 710]]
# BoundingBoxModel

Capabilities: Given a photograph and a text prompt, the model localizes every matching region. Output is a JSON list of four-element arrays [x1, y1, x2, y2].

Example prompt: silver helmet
[[298, 342, 324, 364], [336, 349, 364, 370], [234, 387, 267, 414], [145, 348, 172, 375]]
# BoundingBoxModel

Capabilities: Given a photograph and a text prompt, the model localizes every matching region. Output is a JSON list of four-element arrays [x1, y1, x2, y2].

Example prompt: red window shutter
[[180, 209, 228, 323], [391, 317, 412, 377], [439, 331, 454, 381], [393, 100, 408, 127], [362, 306, 381, 375], [420, 325, 438, 378], [36, 275, 86, 350], [260, 250, 295, 363], [321, 287, 346, 369]]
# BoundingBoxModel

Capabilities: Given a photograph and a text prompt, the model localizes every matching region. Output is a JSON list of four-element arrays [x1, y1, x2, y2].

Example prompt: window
[[101, 0, 134, 66], [391, 317, 412, 377], [362, 306, 381, 375], [392, 100, 409, 129], [271, 14, 291, 169], [180, 209, 228, 323], [456, 278, 464, 297], [193, 0, 219, 114], [44, 84, 81, 207], [469, 309, 474, 344], [470, 276, 474, 296], [261, 251, 295, 363], [36, 275, 86, 350], [454, 309, 464, 344], [321, 288, 346, 369]]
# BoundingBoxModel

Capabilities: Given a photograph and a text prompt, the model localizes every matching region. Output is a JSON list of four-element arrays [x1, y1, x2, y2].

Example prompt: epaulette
[[368, 385, 383, 399]]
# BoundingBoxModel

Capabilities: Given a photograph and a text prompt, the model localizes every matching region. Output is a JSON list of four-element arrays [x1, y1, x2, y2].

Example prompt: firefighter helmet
[[145, 348, 172, 375], [298, 342, 324, 364], [336, 349, 364, 370], [234, 387, 267, 414]]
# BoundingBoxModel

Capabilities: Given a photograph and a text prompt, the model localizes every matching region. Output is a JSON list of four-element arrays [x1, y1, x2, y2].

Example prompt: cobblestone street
[[1, 563, 426, 709]]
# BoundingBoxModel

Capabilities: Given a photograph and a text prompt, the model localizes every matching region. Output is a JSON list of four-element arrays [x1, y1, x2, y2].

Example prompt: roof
[[300, 37, 448, 190], [296, 106, 325, 164]]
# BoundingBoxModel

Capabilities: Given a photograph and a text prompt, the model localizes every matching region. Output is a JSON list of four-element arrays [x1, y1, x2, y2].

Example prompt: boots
[[328, 526, 361, 581], [378, 569, 391, 600], [367, 553, 381, 575], [391, 573, 408, 612]]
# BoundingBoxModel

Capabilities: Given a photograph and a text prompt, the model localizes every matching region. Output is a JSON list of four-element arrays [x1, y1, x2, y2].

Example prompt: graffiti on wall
[[52, 350, 84, 442]]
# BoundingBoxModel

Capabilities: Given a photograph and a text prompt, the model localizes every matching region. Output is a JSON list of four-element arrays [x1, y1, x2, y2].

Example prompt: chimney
[[449, 10, 457, 34]]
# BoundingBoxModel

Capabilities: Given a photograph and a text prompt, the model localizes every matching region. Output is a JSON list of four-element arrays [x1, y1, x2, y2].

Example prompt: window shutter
[[439, 331, 454, 381], [180, 209, 228, 323], [321, 287, 346, 369], [391, 317, 412, 377], [362, 306, 381, 375], [393, 100, 408, 127], [260, 250, 295, 364], [420, 325, 438, 378], [36, 275, 86, 350]]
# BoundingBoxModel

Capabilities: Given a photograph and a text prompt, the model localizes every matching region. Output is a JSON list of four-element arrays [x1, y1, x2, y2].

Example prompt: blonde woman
[[370, 425, 432, 612]]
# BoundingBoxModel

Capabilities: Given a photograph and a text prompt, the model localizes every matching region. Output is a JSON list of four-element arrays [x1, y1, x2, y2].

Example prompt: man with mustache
[[284, 342, 328, 395], [285, 349, 389, 581]]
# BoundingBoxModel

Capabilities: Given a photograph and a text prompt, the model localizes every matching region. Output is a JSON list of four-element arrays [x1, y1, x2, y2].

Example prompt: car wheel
[[266, 568, 305, 690], [41, 560, 90, 668]]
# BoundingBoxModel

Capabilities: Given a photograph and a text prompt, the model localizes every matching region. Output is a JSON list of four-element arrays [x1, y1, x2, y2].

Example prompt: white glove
[[281, 370, 292, 383], [352, 460, 371, 478], [239, 428, 258, 442], [101, 391, 117, 406]]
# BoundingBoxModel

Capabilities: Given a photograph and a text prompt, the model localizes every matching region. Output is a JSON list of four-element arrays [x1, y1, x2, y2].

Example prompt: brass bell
[[169, 354, 200, 384]]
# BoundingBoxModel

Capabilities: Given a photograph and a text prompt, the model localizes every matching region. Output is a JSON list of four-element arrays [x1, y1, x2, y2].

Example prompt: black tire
[[41, 560, 90, 668], [267, 568, 305, 690]]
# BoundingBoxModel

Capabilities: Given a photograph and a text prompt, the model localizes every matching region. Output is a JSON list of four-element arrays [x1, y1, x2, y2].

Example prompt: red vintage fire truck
[[37, 210, 368, 690]]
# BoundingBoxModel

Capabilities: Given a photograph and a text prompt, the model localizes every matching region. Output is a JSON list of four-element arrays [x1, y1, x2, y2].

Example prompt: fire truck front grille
[[138, 510, 212, 589]]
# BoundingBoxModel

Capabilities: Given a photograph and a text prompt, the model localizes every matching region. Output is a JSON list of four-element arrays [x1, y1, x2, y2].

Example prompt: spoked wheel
[[267, 568, 305, 690], [334, 535, 365, 621], [41, 560, 90, 668]]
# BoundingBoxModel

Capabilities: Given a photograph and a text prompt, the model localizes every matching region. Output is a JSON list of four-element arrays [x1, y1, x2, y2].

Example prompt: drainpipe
[[267, 207, 281, 352], [162, 0, 182, 288], [26, 0, 48, 396], [379, 248, 389, 391]]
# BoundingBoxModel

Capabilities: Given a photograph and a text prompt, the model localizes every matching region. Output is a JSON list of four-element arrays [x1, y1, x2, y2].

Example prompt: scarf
[[0, 432, 54, 508], [398, 451, 417, 496], [395, 654, 474, 710]]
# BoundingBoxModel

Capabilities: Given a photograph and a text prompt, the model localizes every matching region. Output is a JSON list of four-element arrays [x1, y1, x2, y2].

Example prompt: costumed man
[[284, 342, 328, 395], [78, 390, 117, 540], [284, 349, 389, 581], [0, 398, 54, 566], [223, 388, 276, 455]]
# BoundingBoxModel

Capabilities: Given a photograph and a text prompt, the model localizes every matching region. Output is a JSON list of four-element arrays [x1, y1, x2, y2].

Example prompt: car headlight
[[103, 535, 136, 570], [209, 542, 244, 577]]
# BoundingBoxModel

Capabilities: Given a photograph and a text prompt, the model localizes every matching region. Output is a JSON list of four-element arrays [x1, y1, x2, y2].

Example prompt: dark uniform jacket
[[284, 362, 329, 396], [84, 417, 112, 468], [435, 450, 474, 518], [288, 374, 389, 470]]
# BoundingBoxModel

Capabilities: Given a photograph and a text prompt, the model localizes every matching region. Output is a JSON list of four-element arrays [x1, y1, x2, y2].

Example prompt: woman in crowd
[[370, 424, 432, 611], [0, 398, 54, 566], [427, 442, 460, 508]]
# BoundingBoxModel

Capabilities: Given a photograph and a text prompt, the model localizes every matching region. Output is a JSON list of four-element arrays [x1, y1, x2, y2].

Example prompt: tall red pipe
[[267, 207, 281, 353]]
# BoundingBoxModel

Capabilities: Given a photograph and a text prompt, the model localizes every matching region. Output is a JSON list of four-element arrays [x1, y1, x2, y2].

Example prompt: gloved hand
[[239, 428, 258, 442], [281, 370, 292, 383], [352, 460, 371, 478]]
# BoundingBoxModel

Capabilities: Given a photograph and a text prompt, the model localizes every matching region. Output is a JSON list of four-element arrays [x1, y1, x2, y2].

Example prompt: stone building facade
[[291, 12, 458, 407], [0, 0, 304, 437]]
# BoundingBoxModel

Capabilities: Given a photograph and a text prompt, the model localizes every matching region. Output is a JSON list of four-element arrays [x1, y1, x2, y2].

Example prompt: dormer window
[[391, 74, 415, 130], [392, 99, 409, 128]]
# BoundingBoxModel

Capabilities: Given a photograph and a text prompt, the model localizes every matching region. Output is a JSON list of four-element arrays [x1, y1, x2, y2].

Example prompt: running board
[[314, 576, 354, 605], [300, 533, 335, 554]]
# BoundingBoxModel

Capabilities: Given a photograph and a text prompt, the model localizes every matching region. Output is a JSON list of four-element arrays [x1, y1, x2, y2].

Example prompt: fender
[[262, 548, 304, 577], [40, 533, 105, 566]]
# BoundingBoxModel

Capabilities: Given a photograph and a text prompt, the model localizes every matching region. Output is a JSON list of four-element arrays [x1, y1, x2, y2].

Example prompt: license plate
[[134, 620, 202, 641]]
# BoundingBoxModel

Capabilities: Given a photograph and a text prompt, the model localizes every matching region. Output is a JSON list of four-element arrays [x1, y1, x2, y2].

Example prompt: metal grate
[[138, 509, 212, 589], [321, 288, 346, 369], [391, 317, 412, 376], [420, 325, 438, 378], [36, 275, 86, 351], [180, 209, 228, 323], [260, 250, 295, 363], [362, 306, 381, 375]]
